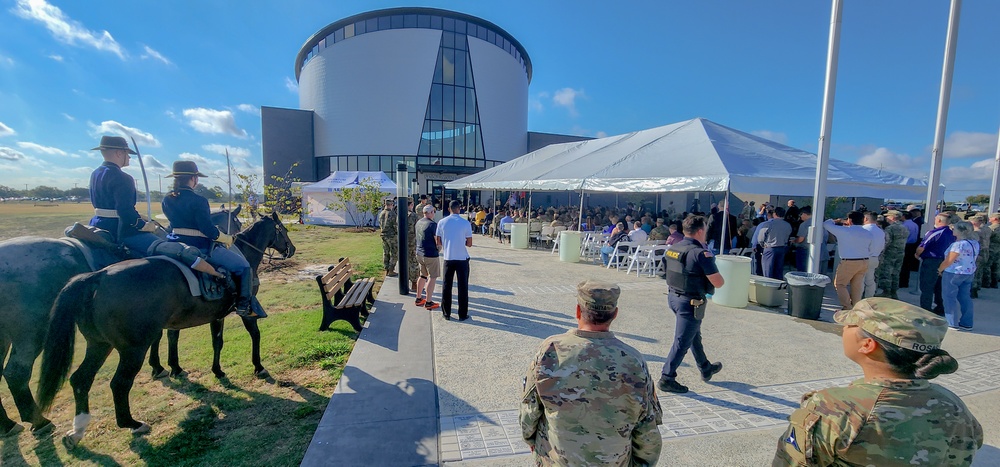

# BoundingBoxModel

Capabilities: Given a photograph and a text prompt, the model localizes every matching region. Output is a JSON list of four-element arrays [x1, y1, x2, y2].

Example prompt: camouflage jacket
[[884, 223, 909, 255], [648, 226, 671, 241], [520, 330, 663, 467], [774, 377, 982, 466], [990, 223, 1000, 255], [407, 209, 418, 249], [378, 208, 397, 237], [975, 228, 990, 257]]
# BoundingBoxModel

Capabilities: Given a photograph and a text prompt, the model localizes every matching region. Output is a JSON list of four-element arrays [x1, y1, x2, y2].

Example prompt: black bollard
[[397, 163, 409, 295]]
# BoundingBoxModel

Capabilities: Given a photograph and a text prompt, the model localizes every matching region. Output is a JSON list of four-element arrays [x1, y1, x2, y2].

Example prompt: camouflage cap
[[833, 298, 947, 353], [577, 280, 620, 312]]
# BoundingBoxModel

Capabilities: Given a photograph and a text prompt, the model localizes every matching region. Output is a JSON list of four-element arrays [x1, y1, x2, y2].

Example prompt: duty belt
[[172, 228, 208, 238], [94, 208, 118, 218]]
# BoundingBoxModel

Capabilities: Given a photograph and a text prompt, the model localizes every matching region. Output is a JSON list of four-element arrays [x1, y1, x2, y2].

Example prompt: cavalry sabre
[[130, 136, 153, 220], [225, 147, 233, 235]]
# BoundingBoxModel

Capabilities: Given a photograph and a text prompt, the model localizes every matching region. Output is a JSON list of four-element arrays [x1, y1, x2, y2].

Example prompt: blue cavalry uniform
[[659, 237, 723, 393], [88, 137, 158, 255], [162, 160, 258, 318]]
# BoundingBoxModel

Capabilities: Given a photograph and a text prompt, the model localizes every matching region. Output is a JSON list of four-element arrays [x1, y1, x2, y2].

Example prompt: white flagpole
[[989, 122, 1000, 213], [925, 0, 962, 224], [808, 0, 843, 274]]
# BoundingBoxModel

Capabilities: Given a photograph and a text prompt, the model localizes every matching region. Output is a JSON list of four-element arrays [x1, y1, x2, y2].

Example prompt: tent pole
[[720, 182, 730, 254], [578, 190, 585, 230], [808, 0, 843, 274], [527, 190, 532, 223]]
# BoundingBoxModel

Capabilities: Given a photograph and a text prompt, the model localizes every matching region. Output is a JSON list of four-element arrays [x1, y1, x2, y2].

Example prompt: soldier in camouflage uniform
[[378, 197, 398, 277], [774, 298, 983, 466], [406, 198, 419, 290], [876, 211, 908, 299], [988, 213, 1000, 288], [970, 215, 990, 298], [521, 280, 662, 466], [648, 218, 670, 241]]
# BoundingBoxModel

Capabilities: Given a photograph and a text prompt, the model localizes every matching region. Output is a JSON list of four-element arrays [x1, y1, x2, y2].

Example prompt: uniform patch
[[785, 428, 801, 452], [703, 251, 714, 258]]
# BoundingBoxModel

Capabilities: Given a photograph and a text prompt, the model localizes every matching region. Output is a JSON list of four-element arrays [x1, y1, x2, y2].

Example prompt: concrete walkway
[[302, 239, 1000, 466]]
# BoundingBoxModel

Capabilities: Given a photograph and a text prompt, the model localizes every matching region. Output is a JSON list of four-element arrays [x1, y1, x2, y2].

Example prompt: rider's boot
[[233, 270, 262, 319]]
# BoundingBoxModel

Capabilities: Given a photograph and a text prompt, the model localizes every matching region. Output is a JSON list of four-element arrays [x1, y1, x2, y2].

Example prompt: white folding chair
[[607, 240, 636, 270], [626, 244, 654, 275]]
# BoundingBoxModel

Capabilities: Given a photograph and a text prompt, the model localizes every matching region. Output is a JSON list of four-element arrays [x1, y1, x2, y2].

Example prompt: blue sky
[[0, 0, 998, 201]]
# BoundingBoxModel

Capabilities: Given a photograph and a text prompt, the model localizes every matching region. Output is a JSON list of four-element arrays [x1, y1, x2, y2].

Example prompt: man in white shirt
[[823, 211, 873, 310], [436, 200, 474, 321], [861, 212, 886, 298], [629, 221, 648, 244]]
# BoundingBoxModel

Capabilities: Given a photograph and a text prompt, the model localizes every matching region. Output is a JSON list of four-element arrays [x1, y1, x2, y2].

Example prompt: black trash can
[[784, 272, 831, 320]]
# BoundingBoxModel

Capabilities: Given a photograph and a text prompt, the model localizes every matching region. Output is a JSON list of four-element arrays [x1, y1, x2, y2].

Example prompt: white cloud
[[942, 159, 996, 194], [202, 144, 250, 159], [61, 113, 74, 121], [0, 54, 14, 66], [856, 147, 928, 178], [595, 131, 608, 138], [179, 152, 211, 165], [140, 45, 171, 65], [141, 154, 167, 170], [751, 130, 789, 145], [13, 0, 126, 59], [0, 122, 15, 137], [528, 98, 544, 113], [90, 120, 161, 147], [942, 131, 997, 159], [16, 141, 68, 156], [236, 104, 259, 115], [48, 54, 62, 61], [552, 88, 584, 117], [285, 77, 298, 93], [182, 108, 247, 138], [0, 147, 25, 161]]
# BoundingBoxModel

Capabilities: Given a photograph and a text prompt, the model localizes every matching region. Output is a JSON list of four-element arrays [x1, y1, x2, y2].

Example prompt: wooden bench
[[316, 257, 375, 332]]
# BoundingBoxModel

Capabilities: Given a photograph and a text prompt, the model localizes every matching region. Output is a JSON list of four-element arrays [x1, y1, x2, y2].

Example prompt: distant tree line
[[0, 184, 228, 202]]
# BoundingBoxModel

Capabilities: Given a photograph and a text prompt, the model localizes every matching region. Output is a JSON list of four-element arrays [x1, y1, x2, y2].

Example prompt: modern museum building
[[262, 7, 587, 204]]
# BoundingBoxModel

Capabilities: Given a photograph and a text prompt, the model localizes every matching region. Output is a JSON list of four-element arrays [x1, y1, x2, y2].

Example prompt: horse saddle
[[147, 256, 231, 300], [61, 223, 123, 271]]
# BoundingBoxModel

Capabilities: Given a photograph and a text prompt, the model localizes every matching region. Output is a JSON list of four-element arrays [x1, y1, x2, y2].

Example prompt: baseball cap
[[577, 280, 620, 312], [833, 298, 947, 353]]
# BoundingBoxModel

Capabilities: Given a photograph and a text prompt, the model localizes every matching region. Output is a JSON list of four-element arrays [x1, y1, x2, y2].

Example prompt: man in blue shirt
[[498, 210, 514, 244], [916, 213, 956, 314]]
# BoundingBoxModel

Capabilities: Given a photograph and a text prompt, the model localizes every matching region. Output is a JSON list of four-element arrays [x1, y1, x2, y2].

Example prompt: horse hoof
[[31, 420, 54, 436], [212, 369, 227, 379], [255, 369, 270, 379], [170, 370, 188, 379], [2, 423, 24, 438], [152, 368, 169, 379], [131, 422, 151, 436], [63, 431, 83, 449]]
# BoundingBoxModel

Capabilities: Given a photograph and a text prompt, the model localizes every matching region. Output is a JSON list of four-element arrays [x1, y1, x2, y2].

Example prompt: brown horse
[[36, 213, 293, 448], [0, 208, 240, 438]]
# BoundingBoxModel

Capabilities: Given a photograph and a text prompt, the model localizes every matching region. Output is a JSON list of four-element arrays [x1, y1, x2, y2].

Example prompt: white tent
[[446, 118, 931, 199], [302, 171, 396, 226]]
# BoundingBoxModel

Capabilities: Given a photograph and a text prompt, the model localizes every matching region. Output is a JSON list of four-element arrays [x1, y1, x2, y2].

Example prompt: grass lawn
[[0, 201, 383, 466]]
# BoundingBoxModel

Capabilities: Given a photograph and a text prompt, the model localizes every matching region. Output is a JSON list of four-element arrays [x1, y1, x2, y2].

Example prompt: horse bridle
[[236, 224, 290, 262]]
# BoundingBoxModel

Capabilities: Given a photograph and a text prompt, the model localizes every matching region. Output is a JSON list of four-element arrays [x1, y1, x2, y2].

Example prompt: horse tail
[[37, 271, 100, 412]]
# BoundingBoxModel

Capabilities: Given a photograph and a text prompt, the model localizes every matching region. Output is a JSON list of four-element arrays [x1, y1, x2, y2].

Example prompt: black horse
[[149, 211, 294, 379], [0, 208, 240, 438], [36, 213, 293, 448]]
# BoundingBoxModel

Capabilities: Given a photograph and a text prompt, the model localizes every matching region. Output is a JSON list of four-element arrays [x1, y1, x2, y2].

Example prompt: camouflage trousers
[[381, 236, 398, 271], [973, 252, 989, 292], [407, 241, 418, 281], [876, 252, 904, 298]]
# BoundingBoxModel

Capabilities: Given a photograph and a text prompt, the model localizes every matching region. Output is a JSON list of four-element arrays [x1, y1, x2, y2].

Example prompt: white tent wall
[[302, 171, 396, 227]]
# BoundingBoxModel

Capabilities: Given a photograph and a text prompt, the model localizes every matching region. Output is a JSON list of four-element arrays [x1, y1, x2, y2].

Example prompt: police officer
[[88, 135, 159, 253], [378, 197, 398, 277], [658, 215, 725, 394], [521, 280, 662, 466], [774, 298, 983, 466], [162, 161, 260, 318]]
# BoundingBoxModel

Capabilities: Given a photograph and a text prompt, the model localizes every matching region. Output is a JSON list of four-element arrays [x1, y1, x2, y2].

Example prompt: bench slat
[[337, 278, 373, 309], [321, 259, 350, 282]]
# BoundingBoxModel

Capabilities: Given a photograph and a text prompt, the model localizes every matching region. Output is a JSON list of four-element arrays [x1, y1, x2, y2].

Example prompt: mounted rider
[[162, 160, 262, 319], [89, 136, 160, 253]]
